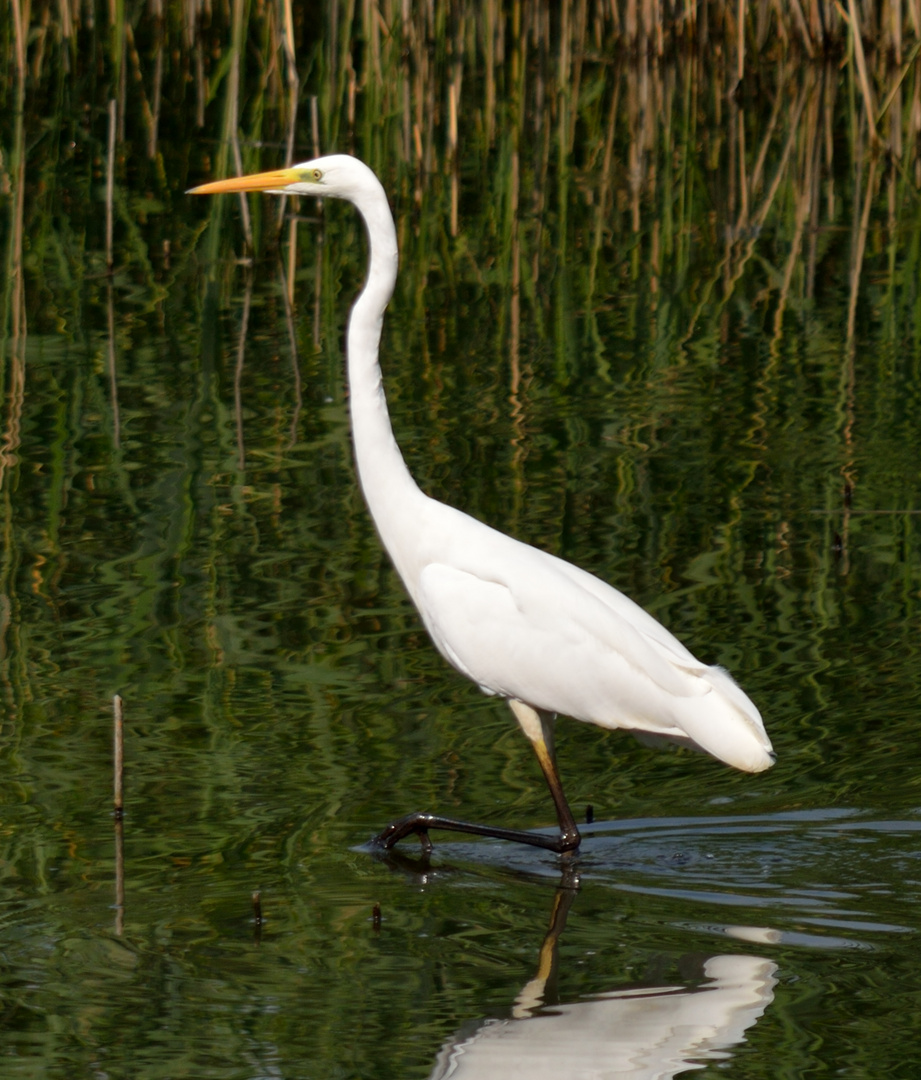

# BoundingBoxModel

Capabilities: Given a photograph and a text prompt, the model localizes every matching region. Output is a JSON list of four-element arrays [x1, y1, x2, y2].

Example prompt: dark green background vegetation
[[2, 2, 921, 1076]]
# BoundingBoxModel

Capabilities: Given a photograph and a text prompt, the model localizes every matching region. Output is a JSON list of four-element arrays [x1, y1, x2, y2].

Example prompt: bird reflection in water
[[426, 873, 777, 1080]]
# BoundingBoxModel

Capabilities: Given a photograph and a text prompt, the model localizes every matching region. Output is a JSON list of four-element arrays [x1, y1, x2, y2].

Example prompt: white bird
[[189, 155, 774, 855]]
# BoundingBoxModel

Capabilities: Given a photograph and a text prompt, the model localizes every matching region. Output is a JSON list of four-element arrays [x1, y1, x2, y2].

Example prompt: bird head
[[187, 154, 380, 202]]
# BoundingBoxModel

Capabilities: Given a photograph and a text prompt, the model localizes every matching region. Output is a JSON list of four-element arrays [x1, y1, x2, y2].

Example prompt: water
[[4, 801, 921, 1075], [4, 23, 921, 1078]]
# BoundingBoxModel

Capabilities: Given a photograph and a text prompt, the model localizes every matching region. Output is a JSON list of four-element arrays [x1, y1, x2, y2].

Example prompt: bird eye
[[312, 168, 323, 181]]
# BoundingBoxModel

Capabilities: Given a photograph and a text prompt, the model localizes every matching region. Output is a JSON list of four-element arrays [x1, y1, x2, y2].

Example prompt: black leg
[[368, 700, 582, 855], [369, 811, 578, 853]]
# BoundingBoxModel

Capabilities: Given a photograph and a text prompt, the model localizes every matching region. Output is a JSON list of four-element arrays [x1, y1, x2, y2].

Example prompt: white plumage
[[190, 154, 774, 854]]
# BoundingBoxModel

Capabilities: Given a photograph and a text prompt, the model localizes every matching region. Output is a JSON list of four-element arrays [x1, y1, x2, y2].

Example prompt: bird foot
[[368, 811, 580, 854]]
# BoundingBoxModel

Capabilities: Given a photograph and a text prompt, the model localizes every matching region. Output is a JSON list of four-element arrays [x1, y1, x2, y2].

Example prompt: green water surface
[[3, 12, 921, 1078]]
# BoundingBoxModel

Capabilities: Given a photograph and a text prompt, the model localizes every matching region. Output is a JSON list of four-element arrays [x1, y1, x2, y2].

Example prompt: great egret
[[189, 155, 774, 855]]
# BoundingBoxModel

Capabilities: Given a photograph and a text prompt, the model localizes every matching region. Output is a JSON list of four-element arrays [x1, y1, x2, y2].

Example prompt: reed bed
[[3, 0, 921, 553], [6, 1, 921, 169], [5, 1, 921, 275]]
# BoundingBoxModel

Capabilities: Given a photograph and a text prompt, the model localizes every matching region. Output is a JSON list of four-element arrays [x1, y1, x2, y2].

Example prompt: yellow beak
[[187, 167, 302, 195]]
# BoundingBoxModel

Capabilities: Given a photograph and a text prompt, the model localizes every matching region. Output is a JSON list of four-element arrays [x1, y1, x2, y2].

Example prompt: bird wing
[[417, 553, 709, 725], [416, 554, 773, 771]]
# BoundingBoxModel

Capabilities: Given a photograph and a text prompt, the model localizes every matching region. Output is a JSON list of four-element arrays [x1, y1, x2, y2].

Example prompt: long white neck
[[344, 180, 427, 571]]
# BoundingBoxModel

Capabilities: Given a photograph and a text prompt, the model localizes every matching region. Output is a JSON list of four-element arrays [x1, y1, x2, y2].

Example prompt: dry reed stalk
[[485, 0, 497, 146], [887, 137, 898, 225], [787, 0, 817, 55], [495, 4, 506, 98], [11, 0, 27, 88], [890, 0, 903, 62], [149, 34, 163, 159], [737, 103, 750, 226], [805, 0, 824, 47], [113, 694, 124, 814], [507, 146, 529, 516], [448, 13, 463, 237], [31, 5, 51, 83], [422, 8, 436, 177], [58, 0, 75, 40], [411, 10, 424, 174], [112, 9, 127, 142], [824, 62, 838, 219], [626, 61, 647, 232], [753, 0, 770, 49], [528, 2, 551, 289], [650, 216, 660, 296], [364, 0, 384, 90], [509, 141, 521, 402], [261, 1, 282, 108], [106, 99, 116, 272], [194, 38, 206, 128], [909, 0, 921, 40], [277, 0, 300, 233], [876, 39, 921, 128], [1, 90, 27, 488], [842, 0, 879, 139], [805, 81, 824, 300], [281, 0, 299, 140], [529, 2, 545, 146], [107, 284, 121, 448], [227, 0, 253, 250], [311, 95, 321, 158], [401, 0, 413, 161], [182, 0, 194, 47], [768, 0, 791, 47], [569, 0, 588, 154], [641, 55, 656, 201], [448, 78, 459, 236], [504, 1, 527, 494], [5, 0, 28, 480]]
